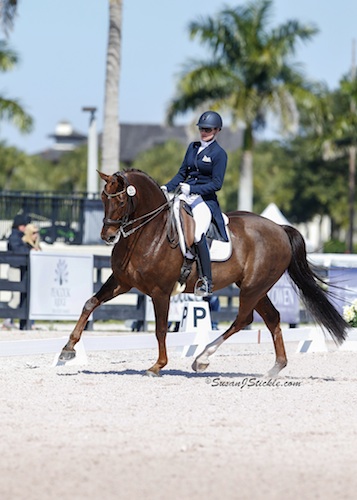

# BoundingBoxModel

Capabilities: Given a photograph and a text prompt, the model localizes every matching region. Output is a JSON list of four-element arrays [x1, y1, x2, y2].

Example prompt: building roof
[[38, 122, 244, 164], [119, 124, 188, 164]]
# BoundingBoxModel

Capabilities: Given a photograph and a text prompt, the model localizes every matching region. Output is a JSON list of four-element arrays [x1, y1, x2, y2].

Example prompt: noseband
[[102, 171, 170, 238]]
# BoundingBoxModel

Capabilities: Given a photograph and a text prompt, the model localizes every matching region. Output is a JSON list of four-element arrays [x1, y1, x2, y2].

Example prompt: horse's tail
[[282, 225, 348, 345]]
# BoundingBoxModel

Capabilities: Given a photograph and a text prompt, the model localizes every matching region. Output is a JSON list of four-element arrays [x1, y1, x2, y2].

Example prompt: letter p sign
[[193, 306, 206, 327], [179, 300, 211, 333]]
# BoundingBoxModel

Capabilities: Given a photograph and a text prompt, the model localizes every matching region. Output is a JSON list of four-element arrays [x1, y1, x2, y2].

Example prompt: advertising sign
[[254, 271, 300, 325], [145, 293, 203, 322], [29, 252, 93, 320], [328, 267, 357, 315]]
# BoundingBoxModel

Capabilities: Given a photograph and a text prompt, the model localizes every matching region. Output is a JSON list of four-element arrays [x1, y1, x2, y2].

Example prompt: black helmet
[[196, 111, 223, 129]]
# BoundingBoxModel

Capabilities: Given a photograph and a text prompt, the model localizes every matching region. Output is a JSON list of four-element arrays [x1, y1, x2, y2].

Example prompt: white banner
[[29, 252, 93, 320], [145, 293, 203, 322]]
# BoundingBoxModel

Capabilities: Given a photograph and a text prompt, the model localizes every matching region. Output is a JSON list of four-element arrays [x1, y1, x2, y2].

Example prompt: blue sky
[[1, 0, 357, 154]]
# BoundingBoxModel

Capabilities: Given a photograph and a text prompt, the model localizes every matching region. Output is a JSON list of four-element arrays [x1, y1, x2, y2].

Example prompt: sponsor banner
[[254, 271, 300, 324], [145, 293, 203, 323], [29, 252, 93, 320], [328, 267, 357, 315]]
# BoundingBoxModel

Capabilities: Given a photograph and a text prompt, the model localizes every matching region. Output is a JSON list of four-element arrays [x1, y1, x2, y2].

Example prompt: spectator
[[22, 223, 42, 251], [3, 214, 32, 330], [7, 214, 31, 253]]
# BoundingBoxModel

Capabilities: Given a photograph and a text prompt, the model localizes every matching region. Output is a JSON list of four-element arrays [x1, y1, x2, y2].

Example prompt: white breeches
[[179, 193, 212, 242]]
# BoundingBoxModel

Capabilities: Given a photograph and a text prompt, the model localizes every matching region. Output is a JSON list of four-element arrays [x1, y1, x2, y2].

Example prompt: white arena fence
[[1, 326, 357, 359]]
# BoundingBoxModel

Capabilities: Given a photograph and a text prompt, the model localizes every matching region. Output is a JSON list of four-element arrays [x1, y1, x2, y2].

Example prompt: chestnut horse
[[59, 169, 348, 375]]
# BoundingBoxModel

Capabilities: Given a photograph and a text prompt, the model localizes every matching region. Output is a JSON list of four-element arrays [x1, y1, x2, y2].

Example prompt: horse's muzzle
[[101, 227, 120, 245]]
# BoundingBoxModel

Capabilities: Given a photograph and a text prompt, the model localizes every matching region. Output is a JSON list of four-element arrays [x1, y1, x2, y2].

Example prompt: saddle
[[169, 199, 232, 294]]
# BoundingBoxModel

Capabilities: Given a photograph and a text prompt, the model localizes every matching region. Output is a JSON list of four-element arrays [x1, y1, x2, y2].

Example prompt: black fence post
[[23, 256, 32, 330]]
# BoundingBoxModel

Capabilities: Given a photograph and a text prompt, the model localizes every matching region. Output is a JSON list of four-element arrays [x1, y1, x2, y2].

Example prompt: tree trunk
[[237, 126, 254, 211], [101, 0, 122, 174]]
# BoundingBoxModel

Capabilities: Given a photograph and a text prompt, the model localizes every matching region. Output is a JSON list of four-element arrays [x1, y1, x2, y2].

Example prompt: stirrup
[[194, 277, 212, 297]]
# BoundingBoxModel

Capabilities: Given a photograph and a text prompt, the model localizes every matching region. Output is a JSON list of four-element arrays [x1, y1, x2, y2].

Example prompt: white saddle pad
[[173, 199, 232, 262], [209, 215, 232, 261]]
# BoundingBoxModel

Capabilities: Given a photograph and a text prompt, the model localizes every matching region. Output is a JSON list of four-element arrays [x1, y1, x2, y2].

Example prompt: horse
[[59, 168, 348, 375]]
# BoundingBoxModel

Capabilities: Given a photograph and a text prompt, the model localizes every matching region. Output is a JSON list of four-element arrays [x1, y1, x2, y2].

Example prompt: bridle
[[102, 171, 171, 238]]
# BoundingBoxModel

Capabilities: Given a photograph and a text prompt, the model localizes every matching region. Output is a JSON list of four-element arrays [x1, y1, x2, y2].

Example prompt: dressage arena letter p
[[179, 301, 211, 333], [193, 306, 206, 327], [179, 300, 212, 357]]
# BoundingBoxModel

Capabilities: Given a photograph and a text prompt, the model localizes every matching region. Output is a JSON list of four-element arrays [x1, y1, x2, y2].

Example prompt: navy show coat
[[165, 140, 228, 241], [8, 229, 30, 254]]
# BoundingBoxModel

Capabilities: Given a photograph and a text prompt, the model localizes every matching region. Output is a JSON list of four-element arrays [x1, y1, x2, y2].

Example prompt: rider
[[162, 110, 228, 297]]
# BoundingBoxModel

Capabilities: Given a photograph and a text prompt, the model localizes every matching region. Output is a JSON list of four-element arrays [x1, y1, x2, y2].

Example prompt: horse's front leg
[[59, 274, 128, 361], [146, 294, 171, 377]]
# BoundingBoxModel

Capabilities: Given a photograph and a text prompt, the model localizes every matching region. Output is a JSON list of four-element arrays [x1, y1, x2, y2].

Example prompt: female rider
[[162, 110, 228, 297]]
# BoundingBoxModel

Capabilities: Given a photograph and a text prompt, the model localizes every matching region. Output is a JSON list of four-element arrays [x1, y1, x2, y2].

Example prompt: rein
[[117, 201, 171, 238]]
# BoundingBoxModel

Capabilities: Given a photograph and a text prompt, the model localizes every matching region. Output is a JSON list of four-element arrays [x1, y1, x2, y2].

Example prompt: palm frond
[[0, 98, 33, 133]]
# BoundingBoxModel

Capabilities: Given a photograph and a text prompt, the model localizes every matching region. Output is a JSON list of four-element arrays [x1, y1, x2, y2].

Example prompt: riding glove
[[160, 185, 170, 201], [179, 183, 190, 196]]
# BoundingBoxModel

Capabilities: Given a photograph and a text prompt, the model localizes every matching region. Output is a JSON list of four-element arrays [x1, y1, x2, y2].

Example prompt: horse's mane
[[123, 168, 161, 190]]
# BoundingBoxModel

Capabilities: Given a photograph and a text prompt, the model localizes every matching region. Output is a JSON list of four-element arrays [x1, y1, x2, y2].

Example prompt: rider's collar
[[200, 138, 215, 148]]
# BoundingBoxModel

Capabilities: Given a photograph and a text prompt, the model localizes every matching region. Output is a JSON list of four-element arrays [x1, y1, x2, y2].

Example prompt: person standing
[[22, 223, 42, 251], [7, 214, 31, 253], [162, 111, 228, 297], [4, 214, 32, 330]]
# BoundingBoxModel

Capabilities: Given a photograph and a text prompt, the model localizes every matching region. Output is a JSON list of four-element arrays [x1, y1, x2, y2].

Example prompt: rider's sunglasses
[[199, 127, 214, 133]]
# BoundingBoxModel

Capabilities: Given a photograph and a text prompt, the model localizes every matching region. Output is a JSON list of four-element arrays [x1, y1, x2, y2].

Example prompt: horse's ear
[[97, 170, 110, 182]]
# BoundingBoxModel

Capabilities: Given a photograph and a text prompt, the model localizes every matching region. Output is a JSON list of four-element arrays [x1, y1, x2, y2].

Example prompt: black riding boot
[[195, 235, 212, 297]]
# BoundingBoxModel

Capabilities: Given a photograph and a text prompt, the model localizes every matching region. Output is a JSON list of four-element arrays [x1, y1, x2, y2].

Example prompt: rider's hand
[[160, 185, 170, 201], [179, 183, 190, 196]]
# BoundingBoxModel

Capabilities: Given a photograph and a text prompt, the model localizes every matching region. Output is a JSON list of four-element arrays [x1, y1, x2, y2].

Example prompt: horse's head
[[99, 170, 136, 244]]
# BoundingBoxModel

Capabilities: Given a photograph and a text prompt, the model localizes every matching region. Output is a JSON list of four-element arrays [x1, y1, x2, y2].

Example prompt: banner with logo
[[328, 267, 357, 315], [29, 252, 93, 320], [254, 271, 300, 325]]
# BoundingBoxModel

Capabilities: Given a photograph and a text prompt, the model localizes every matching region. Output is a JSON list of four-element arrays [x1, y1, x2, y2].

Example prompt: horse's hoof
[[59, 349, 76, 361], [145, 369, 161, 377], [192, 358, 209, 373], [267, 363, 285, 377]]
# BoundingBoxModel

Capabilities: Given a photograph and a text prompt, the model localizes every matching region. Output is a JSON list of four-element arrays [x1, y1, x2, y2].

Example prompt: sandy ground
[[0, 329, 356, 500]]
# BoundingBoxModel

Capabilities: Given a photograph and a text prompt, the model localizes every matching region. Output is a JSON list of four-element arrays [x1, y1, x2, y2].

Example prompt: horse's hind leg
[[254, 295, 287, 376], [59, 274, 128, 361], [192, 290, 255, 372]]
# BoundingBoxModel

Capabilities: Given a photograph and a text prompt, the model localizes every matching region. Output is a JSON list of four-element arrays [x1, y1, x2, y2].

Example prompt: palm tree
[[0, 2, 33, 133], [1, 0, 123, 174], [101, 0, 122, 174], [315, 75, 357, 251], [0, 40, 33, 133], [167, 0, 318, 210], [0, 0, 17, 36]]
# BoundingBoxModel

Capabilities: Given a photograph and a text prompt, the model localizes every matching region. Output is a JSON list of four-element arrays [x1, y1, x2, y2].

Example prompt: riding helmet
[[196, 111, 223, 129]]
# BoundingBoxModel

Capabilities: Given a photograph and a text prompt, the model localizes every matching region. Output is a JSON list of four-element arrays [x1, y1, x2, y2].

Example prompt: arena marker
[[296, 328, 328, 353], [180, 301, 212, 357], [52, 339, 88, 367]]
